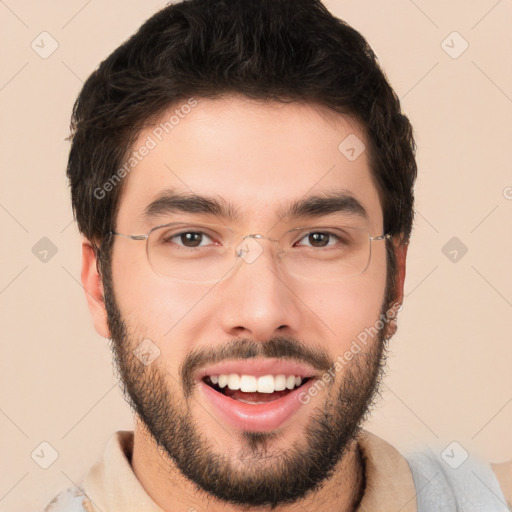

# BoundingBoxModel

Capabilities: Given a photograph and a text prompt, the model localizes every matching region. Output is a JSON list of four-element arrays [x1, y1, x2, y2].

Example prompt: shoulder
[[405, 446, 511, 511], [42, 486, 93, 512]]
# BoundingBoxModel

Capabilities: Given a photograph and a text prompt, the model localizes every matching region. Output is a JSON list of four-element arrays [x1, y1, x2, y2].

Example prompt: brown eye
[[162, 231, 214, 248], [179, 232, 205, 247], [296, 231, 339, 248], [307, 233, 330, 247]]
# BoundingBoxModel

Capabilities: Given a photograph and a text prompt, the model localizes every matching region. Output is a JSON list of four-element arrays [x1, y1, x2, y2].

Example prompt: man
[[45, 0, 511, 510]]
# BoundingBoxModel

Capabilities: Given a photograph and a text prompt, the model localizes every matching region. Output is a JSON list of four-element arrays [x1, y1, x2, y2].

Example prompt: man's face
[[101, 96, 395, 508]]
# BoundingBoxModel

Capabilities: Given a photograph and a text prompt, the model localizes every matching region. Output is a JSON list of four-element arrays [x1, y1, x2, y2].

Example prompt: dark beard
[[102, 266, 391, 509]]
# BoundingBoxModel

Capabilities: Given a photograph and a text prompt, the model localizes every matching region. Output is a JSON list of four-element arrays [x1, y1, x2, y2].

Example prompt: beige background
[[1, 1, 511, 511]]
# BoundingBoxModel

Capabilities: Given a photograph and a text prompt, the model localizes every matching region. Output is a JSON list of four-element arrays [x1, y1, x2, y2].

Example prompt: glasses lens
[[147, 223, 372, 282], [282, 225, 371, 281], [147, 223, 236, 281]]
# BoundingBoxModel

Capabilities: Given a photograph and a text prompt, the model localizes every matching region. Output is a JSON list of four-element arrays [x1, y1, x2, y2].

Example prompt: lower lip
[[197, 378, 317, 432]]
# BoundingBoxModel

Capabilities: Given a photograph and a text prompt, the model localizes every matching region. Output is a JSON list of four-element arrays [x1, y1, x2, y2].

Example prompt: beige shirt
[[53, 429, 511, 512]]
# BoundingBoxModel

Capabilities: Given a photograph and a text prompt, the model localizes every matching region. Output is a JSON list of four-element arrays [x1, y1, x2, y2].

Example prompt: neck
[[352, 443, 367, 510], [131, 420, 366, 512]]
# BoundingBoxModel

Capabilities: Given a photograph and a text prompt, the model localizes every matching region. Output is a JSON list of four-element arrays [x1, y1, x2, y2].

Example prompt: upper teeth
[[209, 374, 303, 393]]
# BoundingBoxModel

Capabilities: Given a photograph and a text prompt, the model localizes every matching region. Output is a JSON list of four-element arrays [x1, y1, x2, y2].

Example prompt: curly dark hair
[[67, 0, 417, 306]]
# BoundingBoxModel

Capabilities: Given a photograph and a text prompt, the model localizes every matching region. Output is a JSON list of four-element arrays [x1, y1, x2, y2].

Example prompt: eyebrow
[[142, 188, 369, 223]]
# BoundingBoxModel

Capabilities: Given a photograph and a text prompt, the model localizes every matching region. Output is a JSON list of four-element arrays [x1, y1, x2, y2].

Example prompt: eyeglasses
[[109, 221, 391, 283]]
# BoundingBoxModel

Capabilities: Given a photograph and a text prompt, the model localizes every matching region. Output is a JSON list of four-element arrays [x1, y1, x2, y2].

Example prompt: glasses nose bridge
[[234, 231, 284, 265], [242, 232, 280, 243]]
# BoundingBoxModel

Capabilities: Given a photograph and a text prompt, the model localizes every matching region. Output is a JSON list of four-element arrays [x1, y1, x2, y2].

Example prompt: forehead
[[115, 96, 383, 232]]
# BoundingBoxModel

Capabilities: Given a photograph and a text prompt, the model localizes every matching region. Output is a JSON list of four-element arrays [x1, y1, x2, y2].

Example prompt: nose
[[217, 235, 302, 341]]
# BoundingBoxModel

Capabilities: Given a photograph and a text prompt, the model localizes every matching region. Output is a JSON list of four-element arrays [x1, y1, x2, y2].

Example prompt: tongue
[[223, 388, 293, 403]]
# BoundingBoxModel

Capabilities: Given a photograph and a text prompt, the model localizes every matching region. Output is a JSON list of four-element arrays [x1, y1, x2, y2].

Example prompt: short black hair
[[67, 0, 417, 305]]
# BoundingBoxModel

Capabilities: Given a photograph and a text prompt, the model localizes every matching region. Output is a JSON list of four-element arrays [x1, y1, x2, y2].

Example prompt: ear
[[384, 239, 408, 339], [81, 239, 110, 338], [393, 239, 408, 306]]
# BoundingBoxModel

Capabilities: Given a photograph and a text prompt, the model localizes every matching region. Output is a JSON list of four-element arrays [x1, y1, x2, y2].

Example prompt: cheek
[[110, 244, 212, 339], [296, 248, 387, 352]]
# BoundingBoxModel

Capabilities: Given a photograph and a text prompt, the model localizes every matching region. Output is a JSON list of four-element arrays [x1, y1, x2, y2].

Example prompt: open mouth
[[202, 375, 312, 404], [198, 372, 318, 432]]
